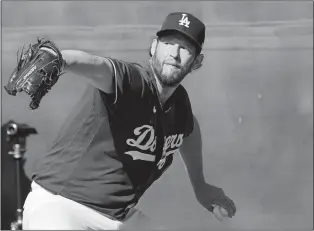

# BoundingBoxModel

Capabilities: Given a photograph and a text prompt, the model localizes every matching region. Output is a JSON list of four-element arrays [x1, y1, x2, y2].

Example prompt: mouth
[[164, 63, 180, 68]]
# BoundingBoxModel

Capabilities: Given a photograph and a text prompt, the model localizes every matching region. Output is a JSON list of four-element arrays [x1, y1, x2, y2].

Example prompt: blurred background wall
[[1, 1, 313, 230]]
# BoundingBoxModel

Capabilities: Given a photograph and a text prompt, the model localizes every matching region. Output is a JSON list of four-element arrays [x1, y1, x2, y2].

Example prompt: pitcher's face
[[151, 33, 197, 87]]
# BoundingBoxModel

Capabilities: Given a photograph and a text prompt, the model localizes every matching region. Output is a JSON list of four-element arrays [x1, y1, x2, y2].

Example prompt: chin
[[162, 70, 180, 79], [160, 75, 183, 87]]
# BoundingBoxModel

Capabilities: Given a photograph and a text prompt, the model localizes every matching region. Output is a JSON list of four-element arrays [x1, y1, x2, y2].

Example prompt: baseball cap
[[156, 12, 206, 52]]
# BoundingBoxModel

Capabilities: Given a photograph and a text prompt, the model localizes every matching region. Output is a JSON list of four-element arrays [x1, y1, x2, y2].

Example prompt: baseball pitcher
[[5, 12, 236, 230]]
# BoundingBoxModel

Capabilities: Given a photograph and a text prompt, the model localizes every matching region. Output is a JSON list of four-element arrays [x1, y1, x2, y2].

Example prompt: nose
[[168, 44, 180, 60]]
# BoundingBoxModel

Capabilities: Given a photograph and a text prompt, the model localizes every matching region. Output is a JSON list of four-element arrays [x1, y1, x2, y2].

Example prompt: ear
[[150, 39, 158, 57], [191, 54, 204, 71]]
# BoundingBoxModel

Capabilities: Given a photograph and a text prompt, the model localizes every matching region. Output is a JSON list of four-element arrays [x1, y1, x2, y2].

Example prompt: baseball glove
[[4, 38, 64, 110]]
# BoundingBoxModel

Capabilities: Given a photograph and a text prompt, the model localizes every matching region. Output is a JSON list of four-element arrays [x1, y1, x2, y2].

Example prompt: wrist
[[193, 180, 207, 196], [61, 59, 67, 72]]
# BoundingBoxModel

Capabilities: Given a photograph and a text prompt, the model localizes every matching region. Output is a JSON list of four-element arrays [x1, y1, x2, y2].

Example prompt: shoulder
[[107, 58, 151, 84], [176, 84, 189, 97], [103, 58, 153, 104], [174, 84, 192, 107], [174, 85, 194, 137]]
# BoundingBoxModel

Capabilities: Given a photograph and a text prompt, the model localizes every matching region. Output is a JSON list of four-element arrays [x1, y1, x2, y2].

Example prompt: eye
[[180, 46, 188, 51], [161, 40, 174, 46], [180, 46, 191, 54]]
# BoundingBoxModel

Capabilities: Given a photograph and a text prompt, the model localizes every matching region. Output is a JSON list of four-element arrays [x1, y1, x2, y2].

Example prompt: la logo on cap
[[178, 13, 190, 28]]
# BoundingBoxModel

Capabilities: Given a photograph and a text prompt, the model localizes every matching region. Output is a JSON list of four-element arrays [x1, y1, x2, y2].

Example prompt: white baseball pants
[[22, 181, 163, 230]]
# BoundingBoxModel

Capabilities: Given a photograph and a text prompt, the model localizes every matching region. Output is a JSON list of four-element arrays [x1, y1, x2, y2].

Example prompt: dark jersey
[[32, 59, 194, 220]]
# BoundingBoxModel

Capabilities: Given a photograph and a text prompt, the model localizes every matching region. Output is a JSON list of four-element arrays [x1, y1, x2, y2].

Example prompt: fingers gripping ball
[[4, 38, 65, 110], [212, 205, 230, 222]]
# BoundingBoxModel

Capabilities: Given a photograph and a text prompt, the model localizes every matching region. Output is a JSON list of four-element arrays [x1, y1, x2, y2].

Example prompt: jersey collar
[[145, 61, 176, 113]]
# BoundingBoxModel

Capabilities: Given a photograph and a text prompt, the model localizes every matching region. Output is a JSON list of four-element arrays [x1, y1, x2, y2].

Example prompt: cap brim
[[156, 29, 202, 51]]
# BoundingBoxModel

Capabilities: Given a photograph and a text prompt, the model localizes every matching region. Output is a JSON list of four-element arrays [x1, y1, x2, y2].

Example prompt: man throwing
[[7, 12, 236, 230]]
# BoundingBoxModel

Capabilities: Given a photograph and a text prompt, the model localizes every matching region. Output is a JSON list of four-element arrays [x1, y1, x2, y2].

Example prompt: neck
[[150, 60, 177, 105], [155, 77, 176, 105]]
